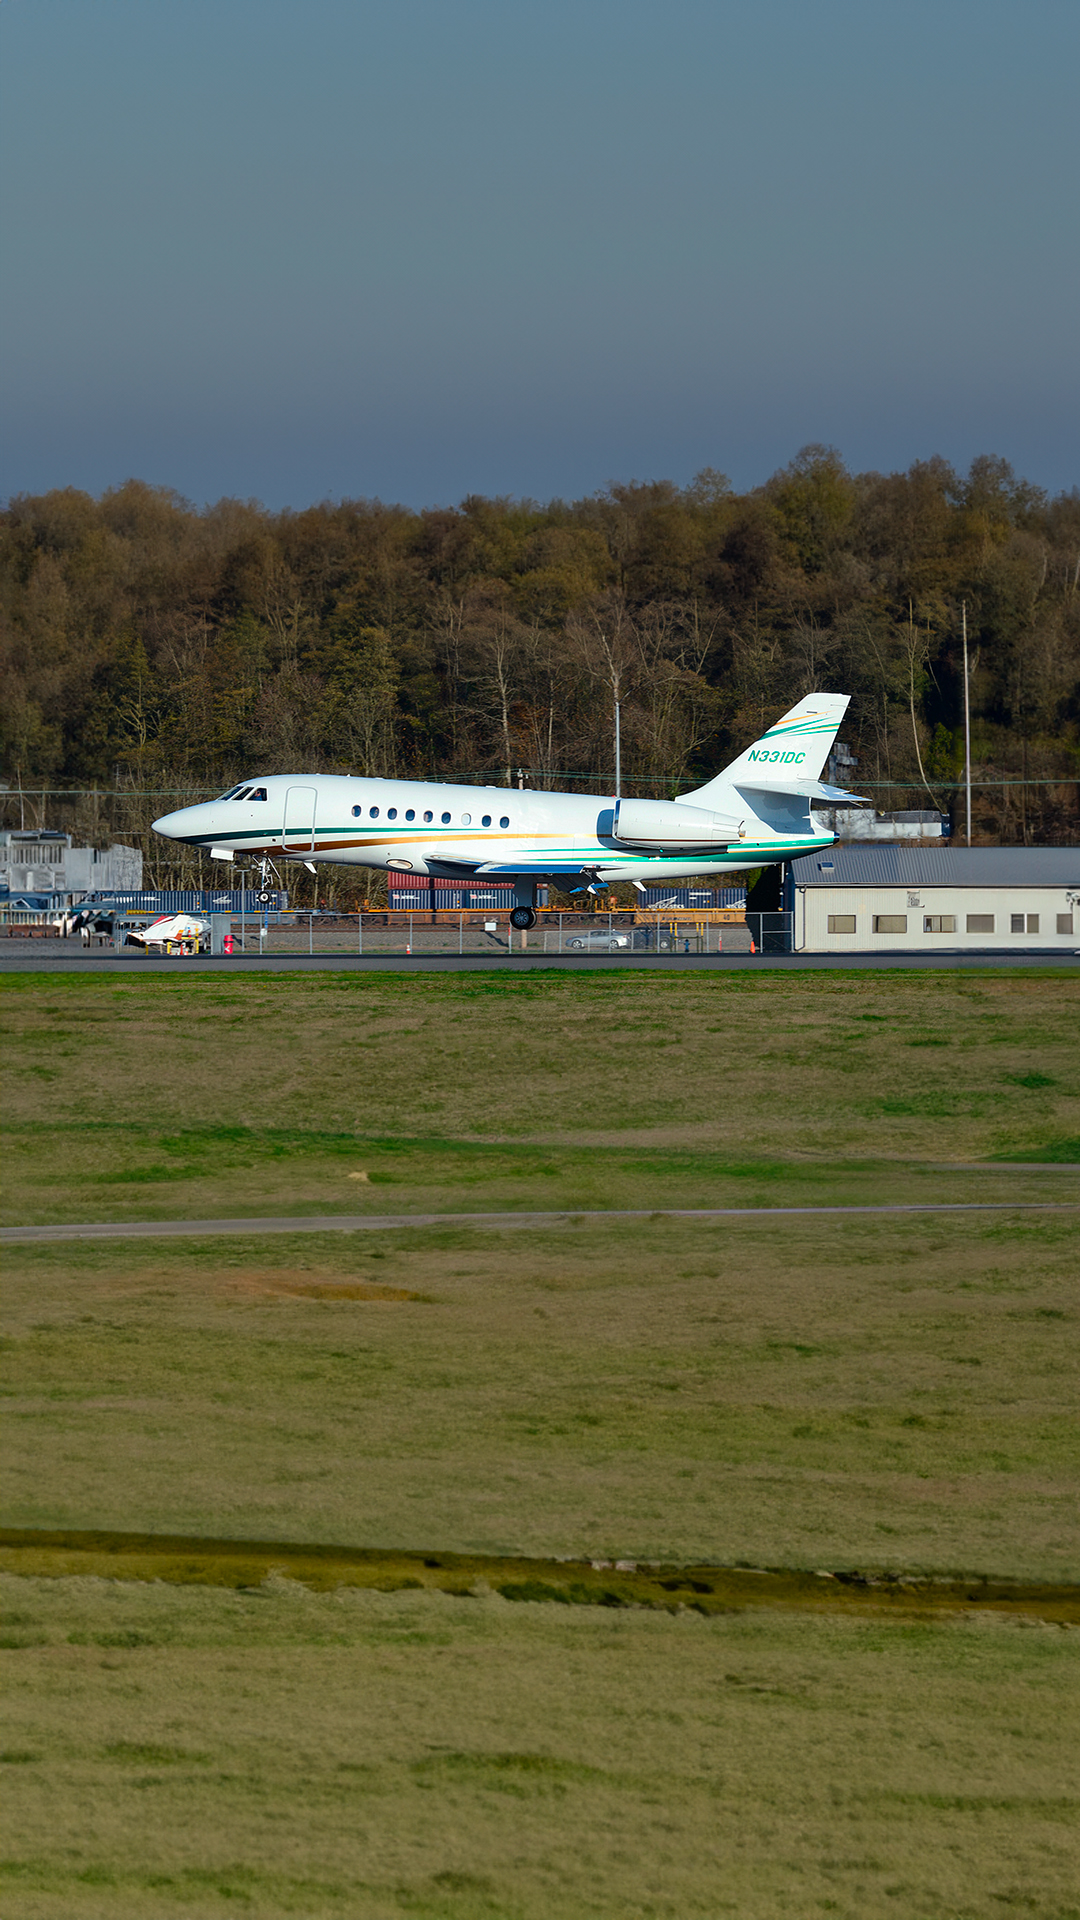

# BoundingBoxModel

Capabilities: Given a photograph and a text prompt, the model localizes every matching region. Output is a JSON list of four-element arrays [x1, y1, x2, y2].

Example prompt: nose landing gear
[[256, 857, 283, 906]]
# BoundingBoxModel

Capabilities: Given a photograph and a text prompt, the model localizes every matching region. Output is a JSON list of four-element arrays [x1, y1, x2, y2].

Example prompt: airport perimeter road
[[2, 946, 1079, 975], [3, 1201, 1077, 1243]]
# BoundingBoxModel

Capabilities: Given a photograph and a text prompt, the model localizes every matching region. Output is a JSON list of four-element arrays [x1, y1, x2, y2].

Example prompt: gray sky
[[2, 0, 1077, 508]]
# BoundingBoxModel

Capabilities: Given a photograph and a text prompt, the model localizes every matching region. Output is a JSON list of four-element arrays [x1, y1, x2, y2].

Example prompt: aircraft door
[[281, 785, 318, 855]]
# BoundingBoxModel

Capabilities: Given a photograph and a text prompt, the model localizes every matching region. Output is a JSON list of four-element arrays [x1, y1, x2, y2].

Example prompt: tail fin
[[685, 693, 851, 804]]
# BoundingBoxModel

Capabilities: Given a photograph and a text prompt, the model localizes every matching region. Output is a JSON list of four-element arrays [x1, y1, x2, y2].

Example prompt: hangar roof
[[789, 846, 1080, 887]]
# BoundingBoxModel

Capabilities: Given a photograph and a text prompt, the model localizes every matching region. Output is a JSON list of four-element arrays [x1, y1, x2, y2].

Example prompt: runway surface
[[4, 1200, 1077, 1243], [2, 947, 1078, 975]]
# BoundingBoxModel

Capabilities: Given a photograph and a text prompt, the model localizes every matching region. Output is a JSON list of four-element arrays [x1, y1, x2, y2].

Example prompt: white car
[[566, 929, 631, 949]]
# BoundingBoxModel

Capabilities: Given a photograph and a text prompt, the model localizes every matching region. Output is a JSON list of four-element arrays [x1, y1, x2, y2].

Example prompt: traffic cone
[[750, 935, 756, 954]]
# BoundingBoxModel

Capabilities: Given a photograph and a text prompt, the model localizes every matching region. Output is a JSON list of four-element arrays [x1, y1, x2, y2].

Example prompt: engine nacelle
[[611, 797, 742, 849]]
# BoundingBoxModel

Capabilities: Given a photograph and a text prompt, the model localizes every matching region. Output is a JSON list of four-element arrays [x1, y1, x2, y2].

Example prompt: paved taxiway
[[4, 1200, 1076, 1244], [2, 947, 1078, 975]]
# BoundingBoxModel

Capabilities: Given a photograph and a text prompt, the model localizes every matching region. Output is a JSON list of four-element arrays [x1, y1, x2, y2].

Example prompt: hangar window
[[873, 914, 907, 934], [482, 815, 491, 828], [923, 915, 956, 933], [1027, 914, 1039, 934], [1011, 913, 1039, 934], [967, 914, 994, 932], [500, 815, 510, 829], [1057, 913, 1074, 935], [828, 914, 856, 933]]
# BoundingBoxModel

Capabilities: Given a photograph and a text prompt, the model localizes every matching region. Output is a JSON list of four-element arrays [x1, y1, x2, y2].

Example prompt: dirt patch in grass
[[229, 1269, 423, 1303]]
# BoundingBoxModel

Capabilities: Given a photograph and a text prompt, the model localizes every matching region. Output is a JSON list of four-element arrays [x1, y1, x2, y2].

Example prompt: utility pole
[[614, 700, 622, 800], [961, 601, 972, 847]]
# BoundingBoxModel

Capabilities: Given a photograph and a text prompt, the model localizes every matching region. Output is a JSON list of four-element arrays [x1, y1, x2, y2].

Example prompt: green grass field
[[3, 1574, 1077, 1920], [3, 1212, 1078, 1578], [2, 967, 1079, 1916]]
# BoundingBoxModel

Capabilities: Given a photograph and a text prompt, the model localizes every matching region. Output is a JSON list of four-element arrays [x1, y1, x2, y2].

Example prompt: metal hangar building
[[785, 846, 1080, 953]]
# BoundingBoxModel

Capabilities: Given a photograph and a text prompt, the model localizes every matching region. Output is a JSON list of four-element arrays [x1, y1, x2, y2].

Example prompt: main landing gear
[[510, 880, 539, 931]]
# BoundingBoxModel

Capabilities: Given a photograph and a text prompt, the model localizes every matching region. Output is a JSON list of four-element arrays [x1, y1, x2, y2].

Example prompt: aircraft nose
[[152, 809, 186, 838]]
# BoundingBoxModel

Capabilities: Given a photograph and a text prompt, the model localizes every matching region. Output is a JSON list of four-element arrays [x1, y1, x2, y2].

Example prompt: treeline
[[2, 446, 1078, 885]]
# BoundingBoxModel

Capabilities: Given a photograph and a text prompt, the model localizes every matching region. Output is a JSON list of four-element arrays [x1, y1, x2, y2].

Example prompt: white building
[[787, 846, 1080, 952], [816, 806, 949, 842], [0, 830, 143, 902]]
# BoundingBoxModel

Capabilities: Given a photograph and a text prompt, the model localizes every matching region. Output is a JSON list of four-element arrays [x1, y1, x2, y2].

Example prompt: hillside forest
[[2, 446, 1078, 896]]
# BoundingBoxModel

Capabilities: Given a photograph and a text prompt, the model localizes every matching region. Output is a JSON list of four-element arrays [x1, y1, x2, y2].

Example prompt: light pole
[[961, 600, 972, 847]]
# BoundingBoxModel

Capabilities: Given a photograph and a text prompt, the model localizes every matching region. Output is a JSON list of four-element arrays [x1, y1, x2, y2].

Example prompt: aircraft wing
[[426, 858, 592, 877]]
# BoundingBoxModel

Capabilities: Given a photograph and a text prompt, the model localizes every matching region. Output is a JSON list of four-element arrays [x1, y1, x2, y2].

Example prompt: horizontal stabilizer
[[735, 778, 871, 804]]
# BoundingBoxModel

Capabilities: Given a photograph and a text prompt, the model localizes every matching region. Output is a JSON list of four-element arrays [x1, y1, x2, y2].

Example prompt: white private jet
[[152, 693, 863, 928]]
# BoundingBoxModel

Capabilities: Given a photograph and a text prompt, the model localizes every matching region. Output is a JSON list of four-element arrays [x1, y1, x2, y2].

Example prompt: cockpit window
[[248, 788, 267, 802], [232, 787, 252, 801], [217, 785, 247, 800]]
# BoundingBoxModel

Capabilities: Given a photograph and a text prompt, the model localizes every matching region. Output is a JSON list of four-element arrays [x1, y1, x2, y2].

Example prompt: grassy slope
[[3, 1574, 1079, 1920], [3, 1211, 1077, 1579], [2, 971, 1078, 1228]]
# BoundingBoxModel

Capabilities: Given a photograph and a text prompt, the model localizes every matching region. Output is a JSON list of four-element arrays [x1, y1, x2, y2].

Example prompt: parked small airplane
[[126, 912, 209, 951], [152, 693, 863, 928]]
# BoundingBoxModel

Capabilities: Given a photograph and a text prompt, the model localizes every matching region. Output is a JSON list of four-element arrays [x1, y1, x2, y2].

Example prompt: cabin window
[[873, 914, 907, 933], [1057, 913, 1073, 935], [923, 915, 956, 933], [482, 814, 491, 828], [352, 806, 362, 817], [406, 809, 415, 821], [423, 811, 433, 823], [441, 811, 451, 824], [500, 815, 510, 829], [461, 813, 471, 826], [387, 808, 397, 820], [828, 914, 856, 933], [369, 806, 380, 818], [967, 914, 994, 932]]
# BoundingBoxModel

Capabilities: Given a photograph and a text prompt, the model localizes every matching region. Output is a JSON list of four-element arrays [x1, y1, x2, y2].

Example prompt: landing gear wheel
[[256, 889, 274, 905], [510, 906, 537, 930]]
